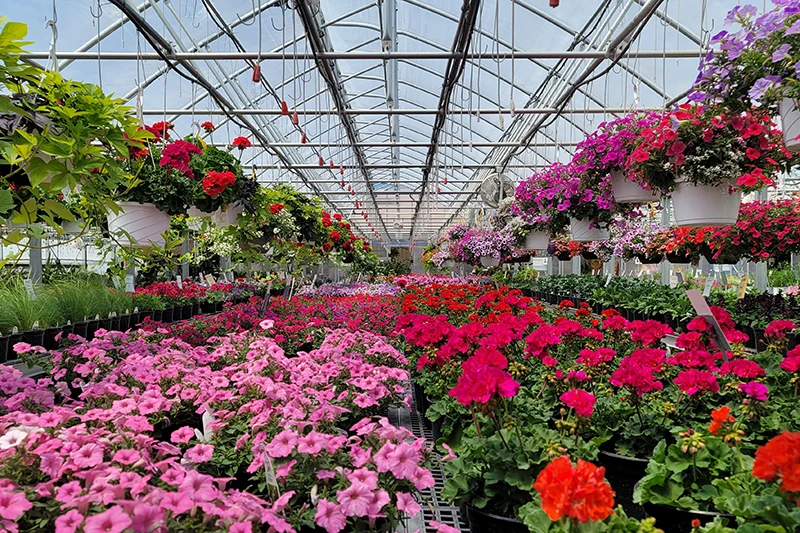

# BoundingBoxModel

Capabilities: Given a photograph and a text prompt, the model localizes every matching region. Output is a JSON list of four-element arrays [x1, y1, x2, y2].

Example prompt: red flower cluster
[[202, 170, 236, 197], [449, 351, 519, 406], [708, 405, 735, 436], [753, 432, 800, 500], [232, 136, 252, 150], [627, 319, 673, 347], [533, 456, 615, 523], [765, 319, 797, 340], [269, 203, 284, 214], [150, 121, 173, 140], [201, 121, 215, 133], [610, 348, 665, 396], [159, 140, 203, 178], [674, 369, 720, 396]]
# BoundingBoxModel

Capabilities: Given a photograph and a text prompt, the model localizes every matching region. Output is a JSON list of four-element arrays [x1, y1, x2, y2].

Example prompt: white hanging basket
[[213, 205, 243, 228], [570, 217, 609, 242], [610, 169, 661, 204], [780, 98, 800, 153], [480, 256, 499, 267], [108, 202, 170, 248], [523, 230, 549, 250], [671, 179, 741, 228], [187, 207, 215, 218]]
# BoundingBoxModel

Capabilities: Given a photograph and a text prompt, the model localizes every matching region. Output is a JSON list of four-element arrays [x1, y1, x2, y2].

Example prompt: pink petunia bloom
[[160, 468, 185, 486], [317, 470, 337, 480], [386, 442, 421, 479], [336, 483, 372, 517], [83, 506, 131, 533], [315, 499, 347, 533], [112, 449, 142, 466], [130, 504, 164, 533], [55, 481, 83, 504], [54, 509, 83, 533], [297, 431, 326, 455], [367, 488, 390, 518], [396, 492, 421, 517], [276, 460, 296, 480], [160, 491, 194, 515], [430, 521, 461, 533], [185, 443, 214, 463], [230, 523, 253, 533], [0, 490, 32, 521], [346, 468, 378, 490], [265, 430, 298, 458], [73, 443, 104, 469], [410, 467, 435, 490], [179, 471, 218, 503], [170, 426, 195, 444]]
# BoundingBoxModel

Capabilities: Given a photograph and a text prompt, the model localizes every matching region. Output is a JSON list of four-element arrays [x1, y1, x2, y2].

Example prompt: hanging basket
[[480, 256, 499, 267], [780, 98, 800, 153], [671, 179, 741, 227], [554, 251, 573, 262], [581, 251, 598, 260], [635, 253, 662, 265], [610, 169, 661, 204], [107, 202, 170, 248], [523, 230, 549, 250], [570, 217, 610, 242], [213, 205, 243, 228]]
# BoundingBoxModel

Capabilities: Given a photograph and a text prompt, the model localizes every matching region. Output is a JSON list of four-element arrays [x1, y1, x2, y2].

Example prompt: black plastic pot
[[98, 318, 113, 334], [181, 305, 192, 320], [6, 333, 22, 362], [21, 329, 45, 349], [643, 503, 735, 533], [109, 315, 121, 332], [598, 448, 649, 519], [431, 416, 444, 442], [592, 302, 603, 315], [752, 327, 766, 353], [636, 253, 662, 265], [0, 336, 10, 364], [413, 382, 428, 416], [71, 322, 89, 339], [118, 314, 131, 331], [465, 504, 528, 533], [555, 252, 572, 262], [43, 327, 61, 350], [665, 252, 691, 264], [581, 251, 599, 260], [192, 303, 201, 317], [161, 308, 174, 324], [85, 319, 101, 340]]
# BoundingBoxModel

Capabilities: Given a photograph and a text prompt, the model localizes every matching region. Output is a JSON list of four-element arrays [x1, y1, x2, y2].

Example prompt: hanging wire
[[509, 0, 516, 116], [94, 0, 103, 89], [290, 6, 299, 104], [45, 0, 59, 73], [491, 0, 505, 130]]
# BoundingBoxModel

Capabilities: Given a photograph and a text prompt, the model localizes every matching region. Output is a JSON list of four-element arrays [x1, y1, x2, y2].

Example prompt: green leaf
[[0, 188, 12, 216], [0, 22, 28, 45], [43, 199, 75, 222], [26, 156, 51, 187]]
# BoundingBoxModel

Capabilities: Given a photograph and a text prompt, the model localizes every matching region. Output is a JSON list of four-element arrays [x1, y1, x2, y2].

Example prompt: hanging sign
[[205, 274, 216, 286], [738, 275, 749, 300], [702, 276, 714, 297], [176, 275, 183, 289]]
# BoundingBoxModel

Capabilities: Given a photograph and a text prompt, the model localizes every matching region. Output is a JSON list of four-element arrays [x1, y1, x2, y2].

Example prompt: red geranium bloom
[[201, 121, 215, 133], [269, 203, 285, 214], [752, 432, 800, 495], [560, 389, 596, 418], [202, 170, 236, 196], [708, 405, 734, 436], [232, 136, 252, 150], [533, 456, 615, 523]]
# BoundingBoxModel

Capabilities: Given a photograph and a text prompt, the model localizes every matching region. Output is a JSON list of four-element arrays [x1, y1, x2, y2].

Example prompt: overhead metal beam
[[294, 0, 390, 242], [208, 141, 580, 148], [24, 50, 706, 60], [142, 107, 659, 116], [241, 163, 541, 169]]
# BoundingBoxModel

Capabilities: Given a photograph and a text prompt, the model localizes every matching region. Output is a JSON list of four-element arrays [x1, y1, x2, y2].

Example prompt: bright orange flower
[[533, 456, 615, 523], [753, 432, 800, 495], [708, 406, 732, 436]]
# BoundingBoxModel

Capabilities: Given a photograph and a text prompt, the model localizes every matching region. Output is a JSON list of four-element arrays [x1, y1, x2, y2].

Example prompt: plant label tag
[[686, 289, 731, 360], [125, 275, 135, 294], [111, 276, 121, 290], [605, 273, 612, 287], [176, 276, 183, 289], [637, 269, 644, 278], [264, 455, 280, 500], [205, 274, 216, 286], [669, 275, 678, 288], [676, 272, 685, 284], [738, 275, 748, 299], [703, 277, 714, 297], [31, 321, 39, 330], [261, 280, 273, 315], [23, 279, 36, 300]]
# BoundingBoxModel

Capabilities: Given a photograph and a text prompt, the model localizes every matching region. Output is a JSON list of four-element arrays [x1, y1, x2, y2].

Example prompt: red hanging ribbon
[[281, 101, 289, 115], [252, 65, 261, 82]]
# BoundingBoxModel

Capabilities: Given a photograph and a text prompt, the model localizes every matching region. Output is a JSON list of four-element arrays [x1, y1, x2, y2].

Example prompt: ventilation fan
[[479, 169, 515, 208]]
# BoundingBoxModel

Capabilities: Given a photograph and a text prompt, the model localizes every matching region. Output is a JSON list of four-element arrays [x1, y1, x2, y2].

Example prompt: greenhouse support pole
[[660, 198, 671, 286], [754, 190, 769, 292], [181, 240, 190, 280], [29, 237, 42, 284]]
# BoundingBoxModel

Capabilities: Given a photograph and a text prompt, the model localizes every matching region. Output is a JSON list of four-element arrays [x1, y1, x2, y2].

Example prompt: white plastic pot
[[780, 98, 800, 153], [480, 256, 500, 267], [107, 202, 170, 248], [671, 179, 741, 227], [523, 230, 549, 250], [570, 218, 609, 242], [62, 219, 85, 235], [610, 170, 661, 204]]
